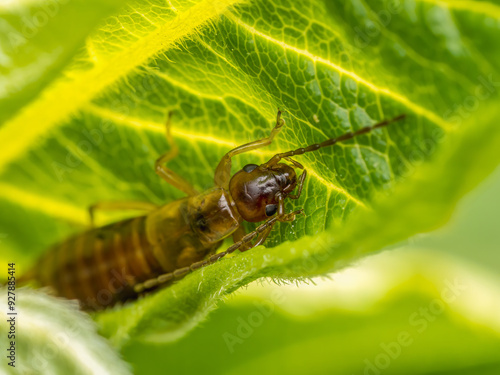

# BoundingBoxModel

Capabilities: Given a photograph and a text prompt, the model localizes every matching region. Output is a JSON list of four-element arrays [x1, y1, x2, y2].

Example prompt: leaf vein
[[228, 14, 453, 131]]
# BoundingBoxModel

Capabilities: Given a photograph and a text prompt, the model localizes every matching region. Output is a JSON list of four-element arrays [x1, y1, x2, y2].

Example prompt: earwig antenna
[[264, 114, 406, 167], [133, 114, 407, 293]]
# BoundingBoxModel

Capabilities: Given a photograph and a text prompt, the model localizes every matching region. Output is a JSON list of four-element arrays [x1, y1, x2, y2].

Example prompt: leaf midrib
[[0, 0, 456, 181], [0, 103, 368, 226]]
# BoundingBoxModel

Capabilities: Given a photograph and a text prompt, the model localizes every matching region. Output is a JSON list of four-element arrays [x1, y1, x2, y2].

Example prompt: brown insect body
[[22, 111, 406, 310], [27, 188, 243, 310]]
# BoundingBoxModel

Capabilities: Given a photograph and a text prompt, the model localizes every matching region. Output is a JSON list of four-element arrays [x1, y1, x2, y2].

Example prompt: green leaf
[[96, 100, 500, 346], [0, 0, 499, 348], [0, 0, 127, 124], [121, 249, 500, 375], [0, 287, 132, 374]]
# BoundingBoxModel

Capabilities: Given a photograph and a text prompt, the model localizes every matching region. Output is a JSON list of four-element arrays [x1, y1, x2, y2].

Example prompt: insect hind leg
[[134, 209, 304, 294]]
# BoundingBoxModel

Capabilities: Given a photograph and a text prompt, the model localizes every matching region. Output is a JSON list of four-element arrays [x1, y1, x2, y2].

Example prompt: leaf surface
[[0, 0, 127, 123], [122, 250, 500, 375], [0, 0, 499, 347]]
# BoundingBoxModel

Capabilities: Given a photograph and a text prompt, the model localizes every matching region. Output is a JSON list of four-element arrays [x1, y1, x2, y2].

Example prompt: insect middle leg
[[155, 112, 199, 196], [214, 109, 286, 188], [88, 113, 197, 226]]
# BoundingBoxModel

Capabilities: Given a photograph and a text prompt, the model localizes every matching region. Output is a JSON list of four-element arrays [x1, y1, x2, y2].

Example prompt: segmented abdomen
[[26, 188, 238, 310], [32, 215, 164, 310]]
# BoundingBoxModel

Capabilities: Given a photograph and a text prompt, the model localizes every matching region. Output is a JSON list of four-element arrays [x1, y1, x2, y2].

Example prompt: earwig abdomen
[[26, 188, 240, 310], [29, 215, 153, 310]]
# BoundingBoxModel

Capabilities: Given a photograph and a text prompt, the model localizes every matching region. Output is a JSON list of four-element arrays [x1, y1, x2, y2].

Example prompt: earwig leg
[[229, 209, 303, 252], [156, 112, 199, 196], [214, 109, 286, 188], [244, 224, 274, 250], [134, 208, 304, 294], [134, 215, 285, 294], [276, 193, 289, 216], [287, 169, 307, 199], [232, 225, 252, 252], [278, 209, 305, 222], [276, 192, 304, 220], [88, 201, 159, 227], [284, 157, 304, 169]]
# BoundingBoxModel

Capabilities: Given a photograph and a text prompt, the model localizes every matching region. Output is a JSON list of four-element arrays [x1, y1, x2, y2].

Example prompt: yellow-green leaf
[[0, 0, 499, 350]]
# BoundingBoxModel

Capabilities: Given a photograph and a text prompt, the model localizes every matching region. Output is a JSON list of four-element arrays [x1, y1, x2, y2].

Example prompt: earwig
[[20, 110, 406, 310]]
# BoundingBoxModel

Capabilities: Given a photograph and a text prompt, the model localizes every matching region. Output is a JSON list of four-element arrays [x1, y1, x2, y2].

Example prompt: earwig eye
[[243, 164, 258, 173], [265, 204, 278, 217]]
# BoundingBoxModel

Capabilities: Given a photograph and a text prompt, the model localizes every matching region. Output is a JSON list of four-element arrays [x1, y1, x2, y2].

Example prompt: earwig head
[[229, 163, 297, 222]]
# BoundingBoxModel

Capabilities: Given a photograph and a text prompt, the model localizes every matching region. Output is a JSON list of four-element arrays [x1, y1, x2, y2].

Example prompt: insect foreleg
[[155, 112, 199, 196], [283, 157, 304, 169], [232, 208, 304, 254], [278, 208, 304, 222], [214, 109, 286, 188], [245, 224, 274, 249], [88, 201, 159, 227], [287, 169, 307, 199]]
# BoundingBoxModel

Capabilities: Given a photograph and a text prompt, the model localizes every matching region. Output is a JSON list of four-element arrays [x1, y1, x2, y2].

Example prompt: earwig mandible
[[21, 110, 406, 310]]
